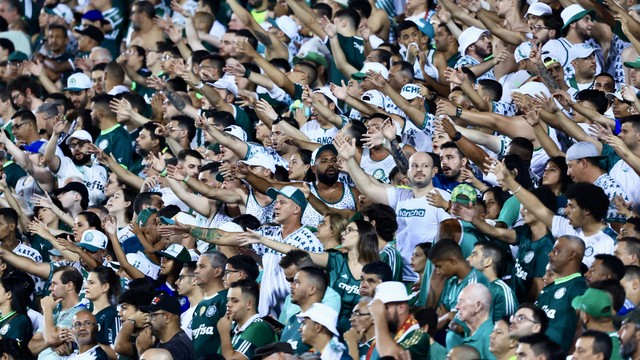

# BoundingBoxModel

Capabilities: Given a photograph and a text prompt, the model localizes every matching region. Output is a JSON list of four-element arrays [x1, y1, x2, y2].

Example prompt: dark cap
[[140, 292, 181, 315], [253, 342, 294, 359], [76, 25, 104, 44], [7, 51, 28, 62], [82, 10, 104, 21], [55, 181, 89, 202]]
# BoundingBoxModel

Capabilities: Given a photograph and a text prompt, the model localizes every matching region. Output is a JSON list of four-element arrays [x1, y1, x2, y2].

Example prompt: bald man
[[455, 284, 494, 360], [141, 348, 173, 360], [69, 310, 109, 359], [446, 345, 481, 360], [535, 235, 588, 352], [339, 142, 452, 283]]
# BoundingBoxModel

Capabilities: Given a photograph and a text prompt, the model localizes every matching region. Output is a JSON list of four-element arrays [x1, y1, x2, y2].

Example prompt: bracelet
[[479, 186, 488, 193], [513, 185, 522, 194], [195, 82, 205, 89], [382, 139, 387, 147], [243, 68, 252, 78], [183, 175, 190, 183], [452, 131, 462, 142], [159, 168, 167, 177], [455, 107, 463, 118]]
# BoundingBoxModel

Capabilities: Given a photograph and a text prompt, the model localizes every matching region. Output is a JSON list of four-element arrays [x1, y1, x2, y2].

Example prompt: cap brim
[[266, 187, 283, 201], [78, 243, 101, 252], [562, 10, 596, 31], [624, 61, 640, 69], [351, 72, 366, 80], [63, 87, 90, 92]]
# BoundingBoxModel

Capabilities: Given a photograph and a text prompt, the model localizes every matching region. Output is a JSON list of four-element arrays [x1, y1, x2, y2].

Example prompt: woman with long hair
[[84, 266, 121, 357], [287, 149, 315, 182], [0, 272, 34, 343], [315, 213, 349, 250], [104, 187, 137, 242], [541, 156, 572, 214], [240, 219, 380, 333]]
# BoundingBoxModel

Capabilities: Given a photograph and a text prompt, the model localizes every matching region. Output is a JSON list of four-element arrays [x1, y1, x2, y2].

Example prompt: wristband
[[195, 82, 205, 89], [183, 175, 190, 183], [455, 107, 462, 118], [513, 185, 522, 194], [382, 139, 387, 147], [452, 131, 462, 142], [243, 68, 252, 78], [159, 168, 168, 177]]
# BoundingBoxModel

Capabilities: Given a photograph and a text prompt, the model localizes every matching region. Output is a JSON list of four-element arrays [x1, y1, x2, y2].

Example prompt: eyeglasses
[[285, 277, 295, 283], [11, 93, 22, 102], [72, 321, 96, 329], [68, 141, 88, 149], [12, 122, 28, 130], [177, 274, 194, 280], [342, 227, 357, 235], [351, 311, 371, 317], [161, 54, 173, 61], [529, 25, 550, 32], [149, 311, 168, 319], [224, 269, 241, 275], [510, 314, 539, 324]]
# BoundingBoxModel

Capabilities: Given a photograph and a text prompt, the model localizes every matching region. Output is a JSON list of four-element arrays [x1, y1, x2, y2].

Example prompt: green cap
[[451, 184, 477, 205], [7, 51, 28, 62], [137, 207, 158, 227], [293, 52, 328, 69], [571, 288, 612, 317], [266, 185, 307, 211], [624, 57, 640, 69]]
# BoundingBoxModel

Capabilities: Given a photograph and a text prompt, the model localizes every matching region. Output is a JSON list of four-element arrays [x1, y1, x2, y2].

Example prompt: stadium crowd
[[0, 0, 640, 358]]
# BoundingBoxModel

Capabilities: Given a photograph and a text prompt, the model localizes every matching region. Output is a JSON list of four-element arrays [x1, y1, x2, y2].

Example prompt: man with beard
[[128, 1, 164, 51], [433, 142, 469, 192], [92, 94, 133, 169], [338, 137, 451, 282], [8, 76, 44, 112], [68, 310, 109, 359], [619, 309, 640, 359], [44, 120, 108, 206], [64, 73, 93, 111], [132, 122, 166, 177], [455, 27, 495, 81], [368, 281, 431, 359]]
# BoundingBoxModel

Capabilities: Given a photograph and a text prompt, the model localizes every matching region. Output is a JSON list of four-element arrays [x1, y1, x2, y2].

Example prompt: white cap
[[605, 92, 624, 102], [561, 4, 594, 30], [240, 152, 276, 173], [526, 2, 552, 17], [64, 73, 92, 91], [313, 87, 340, 109], [568, 43, 596, 63], [374, 281, 412, 303], [512, 81, 551, 98], [275, 16, 299, 40], [78, 230, 108, 252], [354, 62, 389, 80], [458, 27, 490, 55], [127, 251, 160, 278], [514, 42, 534, 63], [52, 4, 74, 24], [212, 78, 238, 97], [297, 303, 339, 337], [173, 212, 199, 227], [361, 90, 385, 108], [400, 84, 424, 100], [107, 85, 130, 95], [218, 221, 244, 233], [224, 125, 248, 142], [65, 130, 93, 144]]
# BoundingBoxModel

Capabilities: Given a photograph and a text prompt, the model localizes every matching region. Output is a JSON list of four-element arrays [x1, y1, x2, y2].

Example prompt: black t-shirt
[[155, 330, 195, 360]]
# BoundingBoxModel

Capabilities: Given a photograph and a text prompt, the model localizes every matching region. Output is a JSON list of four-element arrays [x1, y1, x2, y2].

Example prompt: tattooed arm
[[188, 226, 240, 246], [227, 0, 289, 59]]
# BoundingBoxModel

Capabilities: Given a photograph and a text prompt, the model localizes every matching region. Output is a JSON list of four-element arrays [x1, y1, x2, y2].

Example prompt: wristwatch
[[452, 131, 462, 142]]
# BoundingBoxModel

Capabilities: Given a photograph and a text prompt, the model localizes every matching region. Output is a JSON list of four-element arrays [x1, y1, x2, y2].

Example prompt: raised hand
[[330, 80, 348, 101], [52, 117, 66, 135], [362, 128, 385, 149], [254, 99, 279, 121], [588, 123, 613, 142], [31, 193, 54, 209], [147, 152, 167, 173], [318, 16, 337, 38], [103, 215, 118, 237], [426, 190, 449, 210], [222, 62, 246, 77], [621, 85, 639, 103], [234, 40, 257, 58], [524, 108, 541, 127], [334, 136, 357, 160], [146, 76, 167, 91], [365, 71, 386, 89], [167, 164, 187, 181], [170, 0, 188, 16], [493, 50, 511, 66], [358, 20, 371, 40], [23, 60, 44, 77], [436, 99, 456, 118]]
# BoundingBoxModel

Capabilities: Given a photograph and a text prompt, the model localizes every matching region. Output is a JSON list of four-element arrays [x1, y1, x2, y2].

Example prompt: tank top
[[359, 147, 397, 183], [301, 182, 357, 227], [245, 188, 275, 224]]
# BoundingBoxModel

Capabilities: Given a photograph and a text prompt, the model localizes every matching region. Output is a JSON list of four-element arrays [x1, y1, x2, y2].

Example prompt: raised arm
[[104, 216, 145, 280], [438, 117, 492, 174], [226, 0, 289, 59], [285, 0, 326, 39], [476, 9, 527, 45], [0, 248, 51, 279], [237, 39, 297, 97], [43, 118, 65, 173], [198, 117, 250, 159], [237, 230, 329, 268]]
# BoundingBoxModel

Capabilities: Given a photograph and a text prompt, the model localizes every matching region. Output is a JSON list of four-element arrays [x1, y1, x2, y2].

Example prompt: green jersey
[[536, 273, 587, 352], [2, 161, 26, 189], [231, 315, 277, 359], [610, 331, 623, 360], [398, 327, 431, 359], [359, 338, 374, 360], [428, 341, 447, 360], [489, 279, 518, 322], [326, 34, 365, 85], [96, 124, 133, 169], [280, 313, 310, 354], [497, 196, 521, 228], [95, 305, 120, 346], [461, 320, 496, 360], [191, 290, 228, 358], [0, 312, 32, 343], [512, 226, 554, 299], [232, 105, 253, 142], [327, 252, 361, 334], [380, 242, 403, 282]]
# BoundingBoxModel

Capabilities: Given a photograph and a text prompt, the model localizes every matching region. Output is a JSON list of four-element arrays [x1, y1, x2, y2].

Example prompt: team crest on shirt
[[0, 324, 9, 336], [179, 297, 187, 306], [585, 246, 594, 257], [524, 251, 534, 264], [98, 139, 108, 150], [554, 287, 566, 299], [206, 305, 217, 317]]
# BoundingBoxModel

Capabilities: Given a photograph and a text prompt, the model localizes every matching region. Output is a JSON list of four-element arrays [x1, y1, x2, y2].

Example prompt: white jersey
[[551, 215, 616, 267], [594, 173, 629, 223], [386, 187, 452, 281], [245, 187, 275, 224], [609, 159, 640, 205], [300, 120, 339, 145], [14, 242, 45, 294], [360, 147, 397, 183], [301, 182, 357, 227], [530, 126, 561, 178], [55, 156, 108, 206], [181, 304, 197, 339], [253, 225, 324, 317]]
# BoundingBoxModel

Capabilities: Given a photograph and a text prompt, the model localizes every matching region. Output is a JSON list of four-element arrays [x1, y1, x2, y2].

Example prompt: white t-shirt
[[551, 215, 616, 267], [300, 120, 339, 145], [386, 187, 451, 281], [56, 156, 108, 206], [181, 304, 197, 339], [609, 159, 640, 206]]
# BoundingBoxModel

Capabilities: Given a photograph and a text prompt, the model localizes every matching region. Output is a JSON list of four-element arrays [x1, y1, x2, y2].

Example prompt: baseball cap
[[514, 42, 534, 63], [512, 82, 551, 98], [571, 288, 612, 317], [374, 281, 412, 303], [267, 16, 299, 41], [266, 186, 307, 211], [223, 125, 248, 141], [56, 181, 89, 201], [49, 249, 63, 257], [75, 25, 104, 44], [20, 140, 46, 154], [605, 91, 625, 102], [361, 90, 385, 108], [458, 27, 490, 55], [630, 4, 640, 12], [212, 78, 238, 97], [561, 4, 595, 33], [297, 303, 339, 337], [411, 18, 434, 39], [240, 153, 276, 173], [219, 221, 244, 233], [566, 142, 603, 161], [82, 10, 104, 21], [526, 2, 552, 17], [155, 244, 193, 263], [127, 251, 160, 277], [45, 4, 74, 24], [254, 343, 295, 360], [64, 73, 93, 92], [65, 130, 93, 145], [568, 43, 597, 63], [159, 211, 199, 227], [7, 51, 28, 62], [351, 62, 389, 80], [624, 57, 640, 69], [311, 144, 338, 166], [78, 230, 108, 252], [293, 52, 328, 68], [313, 87, 340, 111], [400, 84, 423, 100], [140, 292, 181, 315], [451, 184, 477, 205], [138, 207, 158, 226]]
